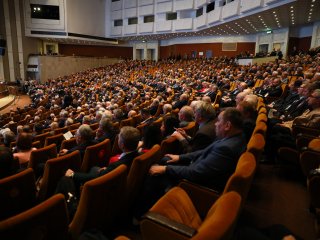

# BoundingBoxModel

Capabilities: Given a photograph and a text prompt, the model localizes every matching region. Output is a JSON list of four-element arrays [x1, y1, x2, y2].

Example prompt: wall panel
[[59, 44, 133, 58], [160, 42, 255, 58]]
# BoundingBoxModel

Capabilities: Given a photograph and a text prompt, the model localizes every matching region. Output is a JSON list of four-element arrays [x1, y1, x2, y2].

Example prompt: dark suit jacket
[[180, 119, 216, 153], [73, 150, 140, 186], [267, 85, 282, 97], [206, 91, 217, 102], [166, 133, 246, 191], [172, 99, 188, 110]]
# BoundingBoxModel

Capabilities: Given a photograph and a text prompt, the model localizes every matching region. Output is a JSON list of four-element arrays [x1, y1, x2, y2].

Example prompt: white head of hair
[[190, 100, 201, 112], [244, 94, 259, 109]]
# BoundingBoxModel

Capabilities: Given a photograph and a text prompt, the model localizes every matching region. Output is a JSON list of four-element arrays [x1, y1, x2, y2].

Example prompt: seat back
[[32, 141, 42, 149], [137, 122, 148, 136], [69, 164, 127, 240], [193, 191, 241, 240], [151, 117, 163, 128], [68, 122, 81, 131], [182, 122, 198, 138], [54, 126, 68, 135], [10, 140, 41, 150], [90, 122, 99, 130], [132, 114, 142, 127], [60, 138, 77, 151], [222, 152, 256, 207], [308, 138, 320, 152], [120, 118, 134, 129], [247, 133, 265, 162], [253, 121, 267, 137], [28, 144, 57, 172], [308, 175, 320, 209], [0, 168, 36, 221], [0, 194, 69, 240], [141, 186, 241, 240], [111, 134, 122, 156], [153, 103, 164, 118], [38, 151, 81, 202], [256, 113, 267, 123], [212, 90, 222, 106], [80, 138, 112, 172], [299, 151, 320, 177], [160, 136, 182, 157], [33, 132, 50, 148], [126, 145, 161, 212], [44, 133, 64, 150]]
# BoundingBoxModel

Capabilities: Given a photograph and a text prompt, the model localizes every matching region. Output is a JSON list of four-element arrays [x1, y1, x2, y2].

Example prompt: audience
[[64, 126, 141, 189], [0, 52, 319, 237]]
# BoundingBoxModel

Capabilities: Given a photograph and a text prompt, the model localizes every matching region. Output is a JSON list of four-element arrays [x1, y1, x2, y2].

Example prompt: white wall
[[160, 34, 256, 46], [290, 24, 313, 38], [66, 0, 106, 37], [256, 28, 289, 55], [311, 21, 320, 48], [133, 41, 159, 60], [38, 55, 120, 83]]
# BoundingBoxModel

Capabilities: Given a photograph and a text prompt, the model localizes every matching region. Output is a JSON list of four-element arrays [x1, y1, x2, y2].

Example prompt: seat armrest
[[179, 180, 220, 218], [277, 147, 299, 165], [296, 134, 316, 150], [141, 211, 197, 238]]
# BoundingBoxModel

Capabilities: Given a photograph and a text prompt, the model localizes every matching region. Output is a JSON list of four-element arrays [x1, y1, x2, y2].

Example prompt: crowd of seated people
[[0, 50, 319, 238]]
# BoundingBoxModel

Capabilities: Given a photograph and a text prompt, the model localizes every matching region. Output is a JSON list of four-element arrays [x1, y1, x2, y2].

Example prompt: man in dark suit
[[204, 84, 218, 102], [65, 126, 141, 187], [172, 101, 216, 152], [135, 108, 246, 217]]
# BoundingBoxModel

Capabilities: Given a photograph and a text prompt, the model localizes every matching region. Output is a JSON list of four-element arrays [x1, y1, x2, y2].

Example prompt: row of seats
[[0, 144, 162, 239], [0, 95, 266, 239]]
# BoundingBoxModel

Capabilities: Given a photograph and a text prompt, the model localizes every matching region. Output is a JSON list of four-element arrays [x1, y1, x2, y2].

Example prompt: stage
[[0, 94, 15, 110]]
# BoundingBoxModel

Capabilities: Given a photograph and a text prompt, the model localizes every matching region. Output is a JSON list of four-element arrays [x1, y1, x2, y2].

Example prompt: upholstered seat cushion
[[196, 192, 241, 240], [308, 138, 320, 152], [150, 187, 202, 229]]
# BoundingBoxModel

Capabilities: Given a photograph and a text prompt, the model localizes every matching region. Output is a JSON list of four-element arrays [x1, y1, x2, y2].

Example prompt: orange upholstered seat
[[69, 164, 128, 240], [38, 150, 81, 202], [140, 188, 241, 240], [80, 138, 112, 172], [0, 194, 69, 240]]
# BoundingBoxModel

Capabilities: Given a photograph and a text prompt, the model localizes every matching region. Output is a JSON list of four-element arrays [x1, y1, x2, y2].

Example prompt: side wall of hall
[[58, 44, 133, 59], [160, 42, 256, 59]]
